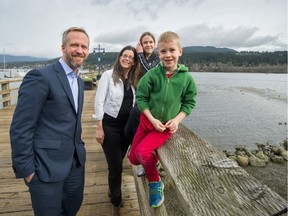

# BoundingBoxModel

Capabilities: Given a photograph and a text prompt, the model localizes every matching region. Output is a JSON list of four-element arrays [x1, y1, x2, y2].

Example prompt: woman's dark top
[[103, 79, 133, 128]]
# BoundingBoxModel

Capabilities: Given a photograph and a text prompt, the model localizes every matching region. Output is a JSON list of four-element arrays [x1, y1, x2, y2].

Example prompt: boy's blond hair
[[157, 31, 181, 48]]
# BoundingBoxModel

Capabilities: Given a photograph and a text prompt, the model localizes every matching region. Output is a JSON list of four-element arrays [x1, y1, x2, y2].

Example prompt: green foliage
[[83, 77, 93, 83], [86, 52, 119, 65], [179, 51, 287, 72], [179, 51, 287, 66]]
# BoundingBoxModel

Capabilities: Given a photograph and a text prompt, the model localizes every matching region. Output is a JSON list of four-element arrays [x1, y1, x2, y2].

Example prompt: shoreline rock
[[223, 139, 287, 167]]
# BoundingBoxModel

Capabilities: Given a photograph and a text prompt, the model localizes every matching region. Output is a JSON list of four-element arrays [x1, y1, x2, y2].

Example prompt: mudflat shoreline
[[243, 162, 287, 201]]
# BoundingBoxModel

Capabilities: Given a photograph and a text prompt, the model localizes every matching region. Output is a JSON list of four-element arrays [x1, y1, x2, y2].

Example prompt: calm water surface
[[183, 72, 287, 151]]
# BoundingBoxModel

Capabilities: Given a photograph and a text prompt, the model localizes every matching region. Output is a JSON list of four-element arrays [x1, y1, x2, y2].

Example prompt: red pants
[[128, 114, 172, 182]]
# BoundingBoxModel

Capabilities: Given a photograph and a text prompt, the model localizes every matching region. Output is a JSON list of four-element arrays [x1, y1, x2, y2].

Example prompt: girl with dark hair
[[125, 32, 160, 177], [93, 45, 140, 216], [137, 31, 160, 75]]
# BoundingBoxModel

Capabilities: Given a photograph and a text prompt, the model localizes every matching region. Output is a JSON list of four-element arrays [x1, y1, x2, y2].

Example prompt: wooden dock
[[0, 90, 140, 216], [1, 78, 287, 216]]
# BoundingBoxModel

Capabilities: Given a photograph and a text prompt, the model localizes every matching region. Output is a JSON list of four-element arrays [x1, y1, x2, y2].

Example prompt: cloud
[[178, 24, 286, 51], [0, 0, 286, 58], [93, 26, 149, 51], [90, 0, 113, 5], [90, 0, 203, 21]]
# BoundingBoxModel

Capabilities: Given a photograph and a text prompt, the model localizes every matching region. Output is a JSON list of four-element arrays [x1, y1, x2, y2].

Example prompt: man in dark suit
[[10, 27, 90, 216]]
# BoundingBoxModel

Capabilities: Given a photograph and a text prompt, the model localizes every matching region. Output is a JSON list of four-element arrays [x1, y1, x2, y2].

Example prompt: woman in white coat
[[93, 45, 140, 216]]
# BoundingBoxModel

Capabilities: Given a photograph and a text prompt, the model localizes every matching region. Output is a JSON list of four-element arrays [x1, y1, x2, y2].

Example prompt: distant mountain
[[183, 46, 237, 53], [0, 46, 238, 63], [0, 55, 49, 63]]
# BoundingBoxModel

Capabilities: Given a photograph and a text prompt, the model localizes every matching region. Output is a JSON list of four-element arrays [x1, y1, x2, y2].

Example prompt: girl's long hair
[[112, 45, 141, 89]]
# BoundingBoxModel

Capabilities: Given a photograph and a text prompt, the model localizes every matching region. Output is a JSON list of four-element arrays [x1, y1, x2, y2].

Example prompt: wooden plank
[[0, 90, 140, 216], [132, 166, 168, 216], [0, 78, 22, 84], [0, 88, 19, 95], [0, 96, 11, 103]]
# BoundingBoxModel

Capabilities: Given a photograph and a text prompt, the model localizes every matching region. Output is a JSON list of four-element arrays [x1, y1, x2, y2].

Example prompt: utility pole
[[93, 44, 105, 80], [3, 48, 5, 72]]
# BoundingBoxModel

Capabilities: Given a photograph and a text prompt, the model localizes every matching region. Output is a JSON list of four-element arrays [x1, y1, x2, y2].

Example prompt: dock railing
[[0, 78, 22, 108], [132, 125, 287, 216]]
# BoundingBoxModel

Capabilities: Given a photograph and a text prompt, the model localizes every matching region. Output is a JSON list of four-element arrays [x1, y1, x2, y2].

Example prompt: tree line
[[4, 51, 287, 73], [85, 51, 287, 73], [184, 51, 287, 73]]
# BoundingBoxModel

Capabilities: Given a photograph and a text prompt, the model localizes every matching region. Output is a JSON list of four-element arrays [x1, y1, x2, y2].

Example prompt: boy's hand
[[165, 119, 179, 133], [151, 118, 166, 132], [143, 109, 166, 132], [165, 112, 186, 133]]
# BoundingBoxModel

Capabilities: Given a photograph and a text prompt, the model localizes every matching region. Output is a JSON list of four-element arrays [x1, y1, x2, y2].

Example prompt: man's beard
[[70, 60, 81, 68], [67, 54, 85, 68]]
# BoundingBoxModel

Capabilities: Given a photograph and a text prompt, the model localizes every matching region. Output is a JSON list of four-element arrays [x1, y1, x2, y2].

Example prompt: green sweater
[[136, 63, 197, 123]]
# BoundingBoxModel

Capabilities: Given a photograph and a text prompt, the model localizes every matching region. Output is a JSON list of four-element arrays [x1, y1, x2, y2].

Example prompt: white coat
[[93, 69, 136, 120]]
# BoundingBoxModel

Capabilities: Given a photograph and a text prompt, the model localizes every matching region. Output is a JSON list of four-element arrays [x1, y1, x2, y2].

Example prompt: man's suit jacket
[[10, 61, 86, 182]]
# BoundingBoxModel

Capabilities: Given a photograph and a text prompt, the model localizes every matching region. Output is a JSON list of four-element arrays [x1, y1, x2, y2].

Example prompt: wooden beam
[[157, 124, 287, 215]]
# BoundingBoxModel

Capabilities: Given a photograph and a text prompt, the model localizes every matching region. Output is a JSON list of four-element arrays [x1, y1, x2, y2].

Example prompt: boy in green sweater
[[128, 31, 197, 208]]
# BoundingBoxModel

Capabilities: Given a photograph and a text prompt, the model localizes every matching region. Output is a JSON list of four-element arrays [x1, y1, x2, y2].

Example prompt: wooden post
[[0, 78, 22, 109]]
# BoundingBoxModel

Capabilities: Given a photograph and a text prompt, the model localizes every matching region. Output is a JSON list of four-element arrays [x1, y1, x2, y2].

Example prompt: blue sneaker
[[149, 180, 164, 208]]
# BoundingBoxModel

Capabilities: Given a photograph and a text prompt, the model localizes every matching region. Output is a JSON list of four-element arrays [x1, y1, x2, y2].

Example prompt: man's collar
[[59, 58, 80, 76]]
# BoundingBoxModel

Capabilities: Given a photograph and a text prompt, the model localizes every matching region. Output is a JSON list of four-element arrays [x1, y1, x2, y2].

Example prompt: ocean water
[[183, 72, 287, 151], [3, 71, 287, 151]]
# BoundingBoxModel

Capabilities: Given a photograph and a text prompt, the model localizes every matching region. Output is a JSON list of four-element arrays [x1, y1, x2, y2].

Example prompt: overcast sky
[[0, 0, 287, 58]]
